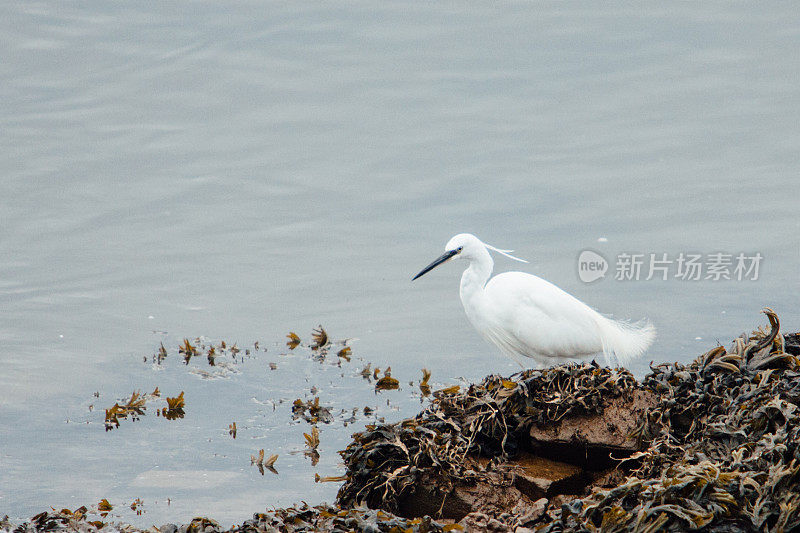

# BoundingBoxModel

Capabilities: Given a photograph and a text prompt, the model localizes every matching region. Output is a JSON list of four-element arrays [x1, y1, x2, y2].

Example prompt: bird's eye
[[456, 246, 463, 252]]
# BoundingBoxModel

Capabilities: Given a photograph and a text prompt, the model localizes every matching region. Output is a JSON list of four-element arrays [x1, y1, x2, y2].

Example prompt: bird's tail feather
[[597, 316, 656, 367]]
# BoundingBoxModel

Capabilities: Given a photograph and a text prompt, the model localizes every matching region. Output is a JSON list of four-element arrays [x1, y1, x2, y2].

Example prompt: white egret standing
[[412, 233, 655, 368]]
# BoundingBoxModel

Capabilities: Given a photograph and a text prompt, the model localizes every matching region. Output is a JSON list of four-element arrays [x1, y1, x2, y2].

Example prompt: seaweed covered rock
[[338, 310, 800, 532], [338, 357, 649, 524], [548, 310, 800, 532]]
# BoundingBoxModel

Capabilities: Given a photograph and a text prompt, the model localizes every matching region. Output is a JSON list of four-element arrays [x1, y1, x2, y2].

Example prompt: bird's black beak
[[412, 249, 458, 280]]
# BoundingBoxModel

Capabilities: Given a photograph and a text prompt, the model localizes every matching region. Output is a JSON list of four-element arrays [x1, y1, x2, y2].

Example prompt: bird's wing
[[483, 272, 604, 360]]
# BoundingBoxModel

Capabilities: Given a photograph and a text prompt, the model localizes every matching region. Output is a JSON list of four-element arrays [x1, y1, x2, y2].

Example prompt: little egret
[[412, 233, 655, 368]]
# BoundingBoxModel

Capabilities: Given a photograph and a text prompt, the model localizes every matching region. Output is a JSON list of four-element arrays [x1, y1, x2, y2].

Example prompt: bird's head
[[412, 233, 527, 280], [444, 233, 482, 261]]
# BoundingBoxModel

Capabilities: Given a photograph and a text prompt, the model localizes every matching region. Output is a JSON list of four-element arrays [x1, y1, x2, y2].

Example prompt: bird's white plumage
[[414, 233, 655, 368]]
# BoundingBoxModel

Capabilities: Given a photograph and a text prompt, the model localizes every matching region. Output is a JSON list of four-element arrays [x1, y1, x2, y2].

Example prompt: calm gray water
[[2, 2, 799, 527]]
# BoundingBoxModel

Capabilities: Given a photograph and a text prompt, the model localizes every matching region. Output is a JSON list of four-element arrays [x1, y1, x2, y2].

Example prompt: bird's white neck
[[459, 247, 493, 311]]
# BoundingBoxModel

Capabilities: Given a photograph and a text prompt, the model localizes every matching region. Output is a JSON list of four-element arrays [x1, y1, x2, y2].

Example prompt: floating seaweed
[[207, 346, 216, 366], [306, 450, 321, 467], [316, 473, 349, 483], [251, 449, 278, 475], [129, 498, 144, 516], [338, 346, 352, 361], [419, 368, 432, 396], [304, 426, 321, 466], [149, 337, 246, 379], [286, 332, 301, 350], [160, 391, 185, 420], [157, 342, 168, 364], [104, 388, 187, 429], [104, 388, 160, 430], [311, 326, 329, 350], [375, 367, 399, 391], [179, 338, 198, 364], [97, 498, 112, 517], [304, 426, 320, 450], [292, 396, 334, 424], [165, 391, 184, 410]]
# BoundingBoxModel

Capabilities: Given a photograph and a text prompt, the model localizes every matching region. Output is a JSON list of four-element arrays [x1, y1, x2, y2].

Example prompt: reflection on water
[[1, 1, 799, 527]]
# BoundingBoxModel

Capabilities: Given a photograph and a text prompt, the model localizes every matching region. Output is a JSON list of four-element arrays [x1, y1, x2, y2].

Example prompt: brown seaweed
[[104, 389, 156, 430], [251, 449, 278, 475], [179, 338, 198, 364], [304, 426, 321, 466], [129, 498, 143, 516], [375, 367, 400, 391], [286, 332, 301, 350], [311, 326, 329, 350], [104, 388, 187, 430], [419, 368, 432, 396], [338, 346, 352, 361], [160, 391, 185, 420], [292, 397, 334, 424], [97, 498, 112, 517]]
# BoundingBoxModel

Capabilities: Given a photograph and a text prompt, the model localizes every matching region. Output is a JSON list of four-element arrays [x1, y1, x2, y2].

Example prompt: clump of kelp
[[338, 309, 800, 532]]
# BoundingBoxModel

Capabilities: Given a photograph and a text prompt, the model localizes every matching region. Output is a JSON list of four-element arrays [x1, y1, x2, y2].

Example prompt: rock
[[785, 332, 800, 355], [512, 497, 548, 527], [397, 455, 581, 522], [159, 525, 177, 533], [528, 389, 656, 460], [505, 453, 584, 500], [460, 512, 511, 532], [398, 471, 520, 520]]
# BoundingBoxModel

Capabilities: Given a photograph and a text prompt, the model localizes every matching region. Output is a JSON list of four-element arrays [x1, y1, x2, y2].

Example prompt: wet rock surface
[[5, 310, 800, 532]]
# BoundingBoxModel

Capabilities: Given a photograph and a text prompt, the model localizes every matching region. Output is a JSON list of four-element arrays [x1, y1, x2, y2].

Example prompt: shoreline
[[5, 311, 799, 532]]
